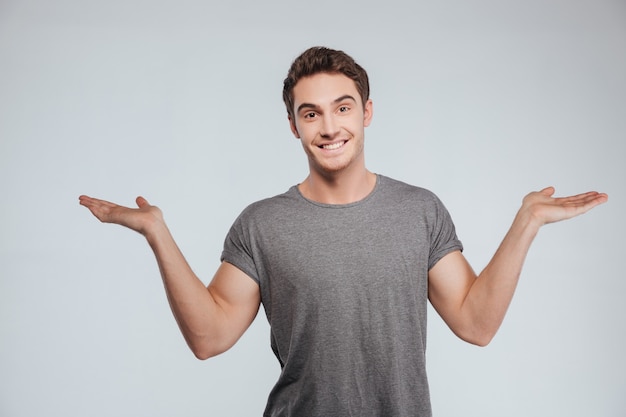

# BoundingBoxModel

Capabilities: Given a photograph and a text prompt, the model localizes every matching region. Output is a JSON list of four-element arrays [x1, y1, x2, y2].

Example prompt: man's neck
[[298, 168, 377, 205]]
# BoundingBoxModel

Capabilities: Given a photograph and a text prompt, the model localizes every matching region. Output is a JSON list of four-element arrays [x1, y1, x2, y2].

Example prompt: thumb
[[136, 196, 150, 208], [540, 186, 555, 197]]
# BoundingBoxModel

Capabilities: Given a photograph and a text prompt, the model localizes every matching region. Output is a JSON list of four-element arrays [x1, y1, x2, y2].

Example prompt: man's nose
[[320, 115, 339, 138]]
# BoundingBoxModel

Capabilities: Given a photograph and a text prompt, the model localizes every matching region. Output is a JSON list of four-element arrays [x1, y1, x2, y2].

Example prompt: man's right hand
[[79, 195, 164, 237]]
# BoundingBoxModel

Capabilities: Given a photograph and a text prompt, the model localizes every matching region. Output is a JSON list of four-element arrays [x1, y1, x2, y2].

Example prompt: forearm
[[144, 222, 226, 358], [462, 209, 541, 343]]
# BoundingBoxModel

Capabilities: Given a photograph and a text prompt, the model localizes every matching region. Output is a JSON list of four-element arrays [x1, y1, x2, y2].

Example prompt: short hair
[[282, 46, 370, 121]]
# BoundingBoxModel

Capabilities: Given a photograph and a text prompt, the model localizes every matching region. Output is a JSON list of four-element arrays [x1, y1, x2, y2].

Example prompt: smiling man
[[79, 46, 608, 416]]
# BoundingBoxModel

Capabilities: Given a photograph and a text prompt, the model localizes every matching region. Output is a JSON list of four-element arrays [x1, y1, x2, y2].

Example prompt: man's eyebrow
[[296, 95, 358, 114], [333, 94, 357, 104], [296, 102, 319, 113]]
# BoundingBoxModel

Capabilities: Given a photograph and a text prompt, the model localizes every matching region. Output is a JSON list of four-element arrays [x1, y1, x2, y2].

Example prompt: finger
[[79, 195, 116, 207], [578, 192, 608, 208], [556, 194, 608, 220], [539, 186, 555, 197], [78, 195, 93, 206], [79, 195, 125, 221], [136, 196, 149, 208], [78, 195, 101, 209], [556, 191, 605, 206]]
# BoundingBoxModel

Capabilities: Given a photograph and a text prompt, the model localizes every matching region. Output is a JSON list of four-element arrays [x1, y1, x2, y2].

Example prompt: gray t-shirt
[[221, 175, 463, 417]]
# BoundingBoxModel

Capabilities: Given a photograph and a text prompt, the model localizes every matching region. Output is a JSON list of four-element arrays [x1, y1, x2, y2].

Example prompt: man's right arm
[[79, 195, 261, 359]]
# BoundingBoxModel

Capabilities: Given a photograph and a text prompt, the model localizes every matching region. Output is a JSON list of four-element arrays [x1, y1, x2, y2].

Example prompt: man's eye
[[339, 106, 350, 112], [304, 112, 316, 119]]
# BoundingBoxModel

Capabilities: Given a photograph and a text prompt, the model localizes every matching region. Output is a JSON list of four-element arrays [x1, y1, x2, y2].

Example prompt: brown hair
[[282, 46, 370, 121]]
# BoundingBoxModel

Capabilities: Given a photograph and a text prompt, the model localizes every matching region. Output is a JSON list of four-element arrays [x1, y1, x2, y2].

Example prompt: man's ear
[[363, 99, 373, 127], [288, 116, 300, 138]]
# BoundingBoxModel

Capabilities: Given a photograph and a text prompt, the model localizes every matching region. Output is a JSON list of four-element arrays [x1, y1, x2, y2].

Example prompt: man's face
[[289, 72, 373, 177]]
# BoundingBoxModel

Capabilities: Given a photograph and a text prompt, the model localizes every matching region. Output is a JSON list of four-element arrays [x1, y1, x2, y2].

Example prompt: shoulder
[[235, 186, 302, 222], [377, 175, 442, 205]]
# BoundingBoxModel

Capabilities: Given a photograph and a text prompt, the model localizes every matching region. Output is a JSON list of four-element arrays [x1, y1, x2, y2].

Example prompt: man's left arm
[[428, 187, 608, 346]]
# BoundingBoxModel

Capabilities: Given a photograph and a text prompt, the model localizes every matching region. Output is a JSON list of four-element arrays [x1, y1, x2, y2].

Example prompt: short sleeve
[[427, 195, 463, 270], [220, 214, 260, 284]]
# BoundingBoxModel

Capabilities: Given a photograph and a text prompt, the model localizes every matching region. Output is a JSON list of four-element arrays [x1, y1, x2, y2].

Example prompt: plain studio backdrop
[[1, 1, 624, 416]]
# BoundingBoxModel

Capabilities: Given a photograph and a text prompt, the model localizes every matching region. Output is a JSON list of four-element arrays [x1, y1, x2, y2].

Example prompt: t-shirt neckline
[[292, 174, 381, 209]]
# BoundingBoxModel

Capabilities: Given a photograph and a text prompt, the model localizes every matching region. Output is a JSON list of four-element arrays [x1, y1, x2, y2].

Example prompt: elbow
[[466, 333, 494, 347], [191, 346, 222, 361], [453, 315, 504, 347], [192, 348, 214, 361], [456, 327, 497, 347], [189, 339, 232, 361]]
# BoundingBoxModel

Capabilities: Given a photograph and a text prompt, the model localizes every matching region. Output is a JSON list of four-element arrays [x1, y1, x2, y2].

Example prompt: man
[[79, 46, 608, 416]]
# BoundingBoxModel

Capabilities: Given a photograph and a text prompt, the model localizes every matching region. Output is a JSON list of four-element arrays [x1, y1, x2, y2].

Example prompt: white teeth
[[322, 141, 345, 150]]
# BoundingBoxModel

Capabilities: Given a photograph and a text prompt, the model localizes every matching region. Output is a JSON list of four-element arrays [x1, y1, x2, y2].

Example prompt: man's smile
[[319, 140, 347, 150]]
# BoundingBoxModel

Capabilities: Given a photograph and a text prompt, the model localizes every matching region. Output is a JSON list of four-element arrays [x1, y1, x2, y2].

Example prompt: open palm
[[78, 195, 164, 236]]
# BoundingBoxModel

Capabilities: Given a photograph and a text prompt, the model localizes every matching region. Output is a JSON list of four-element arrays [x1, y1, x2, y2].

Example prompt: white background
[[1, 0, 624, 415]]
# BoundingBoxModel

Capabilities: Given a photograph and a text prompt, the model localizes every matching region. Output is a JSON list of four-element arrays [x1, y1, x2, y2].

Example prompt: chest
[[251, 206, 432, 317]]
